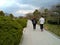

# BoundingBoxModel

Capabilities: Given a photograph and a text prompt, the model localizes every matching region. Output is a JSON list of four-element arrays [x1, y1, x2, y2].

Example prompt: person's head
[[41, 16, 44, 17], [33, 16, 35, 19]]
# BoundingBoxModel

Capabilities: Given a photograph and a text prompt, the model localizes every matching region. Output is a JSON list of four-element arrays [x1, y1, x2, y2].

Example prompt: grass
[[44, 23, 60, 36]]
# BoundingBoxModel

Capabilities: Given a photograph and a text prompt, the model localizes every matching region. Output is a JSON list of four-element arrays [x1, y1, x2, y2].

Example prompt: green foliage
[[0, 11, 5, 16], [33, 9, 40, 16], [16, 18, 27, 28], [9, 14, 14, 18], [0, 16, 27, 45], [33, 9, 41, 20], [44, 24, 60, 36], [47, 4, 60, 24]]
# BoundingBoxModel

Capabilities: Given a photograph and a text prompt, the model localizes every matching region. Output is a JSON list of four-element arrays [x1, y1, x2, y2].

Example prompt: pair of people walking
[[31, 16, 45, 31]]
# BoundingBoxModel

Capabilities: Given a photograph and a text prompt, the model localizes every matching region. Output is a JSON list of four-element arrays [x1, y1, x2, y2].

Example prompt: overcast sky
[[0, 0, 60, 17]]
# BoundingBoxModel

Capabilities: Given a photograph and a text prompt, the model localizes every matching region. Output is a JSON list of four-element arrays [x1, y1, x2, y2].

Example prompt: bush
[[44, 24, 60, 36], [47, 20, 56, 24], [16, 18, 27, 28], [0, 16, 27, 45], [47, 20, 60, 25]]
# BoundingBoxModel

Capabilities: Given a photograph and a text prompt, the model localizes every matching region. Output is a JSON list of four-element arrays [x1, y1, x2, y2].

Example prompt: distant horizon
[[0, 0, 60, 17]]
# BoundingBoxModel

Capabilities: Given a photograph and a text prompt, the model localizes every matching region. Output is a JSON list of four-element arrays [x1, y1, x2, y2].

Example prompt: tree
[[47, 4, 60, 24], [9, 14, 14, 18], [0, 11, 5, 16], [51, 4, 60, 14], [33, 9, 41, 20], [43, 8, 49, 17]]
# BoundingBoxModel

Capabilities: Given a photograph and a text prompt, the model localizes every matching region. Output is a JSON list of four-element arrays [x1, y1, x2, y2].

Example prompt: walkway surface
[[20, 20, 60, 45]]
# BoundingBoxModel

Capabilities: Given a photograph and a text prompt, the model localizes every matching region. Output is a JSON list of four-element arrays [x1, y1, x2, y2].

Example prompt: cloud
[[0, 0, 15, 7], [0, 0, 60, 17], [16, 10, 34, 14], [19, 0, 60, 7], [16, 3, 39, 9], [14, 9, 35, 17], [13, 3, 39, 16]]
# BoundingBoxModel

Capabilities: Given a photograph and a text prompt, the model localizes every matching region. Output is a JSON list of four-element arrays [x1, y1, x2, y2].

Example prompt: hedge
[[16, 18, 27, 28], [0, 16, 27, 45]]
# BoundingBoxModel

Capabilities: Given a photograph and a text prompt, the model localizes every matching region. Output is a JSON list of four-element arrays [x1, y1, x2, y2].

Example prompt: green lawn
[[44, 24, 60, 36]]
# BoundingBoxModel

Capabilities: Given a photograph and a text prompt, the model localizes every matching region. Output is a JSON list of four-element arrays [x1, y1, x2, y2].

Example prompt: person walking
[[31, 17, 37, 30], [39, 16, 45, 31]]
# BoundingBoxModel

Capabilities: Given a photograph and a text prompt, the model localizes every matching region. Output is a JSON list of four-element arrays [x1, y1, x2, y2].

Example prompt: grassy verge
[[44, 23, 60, 36]]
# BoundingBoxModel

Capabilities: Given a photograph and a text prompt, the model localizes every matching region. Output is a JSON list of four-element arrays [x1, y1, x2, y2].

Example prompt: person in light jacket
[[39, 16, 45, 31]]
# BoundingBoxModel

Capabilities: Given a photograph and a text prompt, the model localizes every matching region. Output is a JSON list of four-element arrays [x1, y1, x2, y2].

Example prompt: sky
[[0, 0, 60, 17]]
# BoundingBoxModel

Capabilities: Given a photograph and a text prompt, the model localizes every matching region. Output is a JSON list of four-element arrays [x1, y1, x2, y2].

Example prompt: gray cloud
[[0, 0, 60, 17]]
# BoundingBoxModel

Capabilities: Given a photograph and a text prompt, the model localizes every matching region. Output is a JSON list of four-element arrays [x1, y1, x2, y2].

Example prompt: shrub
[[47, 20, 60, 25], [44, 24, 60, 36], [16, 18, 27, 28], [0, 16, 27, 45], [48, 20, 56, 24]]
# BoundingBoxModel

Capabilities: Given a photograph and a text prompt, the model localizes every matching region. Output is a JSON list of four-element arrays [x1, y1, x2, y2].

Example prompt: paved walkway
[[20, 20, 60, 45]]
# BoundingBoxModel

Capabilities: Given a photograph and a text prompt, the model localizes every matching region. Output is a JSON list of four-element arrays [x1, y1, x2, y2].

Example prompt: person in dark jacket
[[31, 17, 37, 30]]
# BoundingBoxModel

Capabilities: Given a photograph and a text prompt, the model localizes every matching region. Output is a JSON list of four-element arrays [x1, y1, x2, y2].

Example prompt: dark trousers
[[33, 24, 36, 29], [40, 24, 43, 31]]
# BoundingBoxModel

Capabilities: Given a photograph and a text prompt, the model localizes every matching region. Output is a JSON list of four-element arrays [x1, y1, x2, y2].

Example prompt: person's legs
[[40, 24, 43, 31], [33, 24, 36, 30], [34, 24, 36, 29]]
